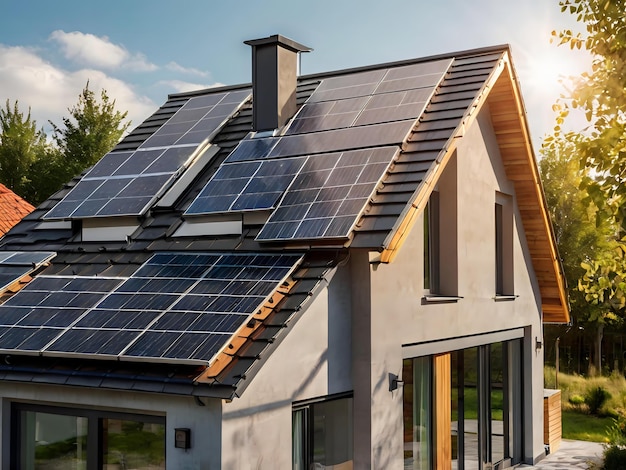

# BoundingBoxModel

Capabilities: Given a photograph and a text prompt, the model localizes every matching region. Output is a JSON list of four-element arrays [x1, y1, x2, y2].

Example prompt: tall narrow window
[[403, 357, 432, 469], [495, 193, 514, 296], [424, 192, 440, 293], [292, 395, 353, 469]]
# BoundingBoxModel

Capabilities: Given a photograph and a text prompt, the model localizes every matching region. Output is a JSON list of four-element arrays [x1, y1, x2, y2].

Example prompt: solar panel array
[[45, 89, 250, 220], [0, 252, 301, 364], [257, 146, 398, 240], [0, 251, 56, 293], [185, 59, 451, 241]]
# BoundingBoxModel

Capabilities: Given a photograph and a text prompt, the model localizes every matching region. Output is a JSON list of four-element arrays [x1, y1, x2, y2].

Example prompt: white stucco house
[[0, 35, 568, 469]]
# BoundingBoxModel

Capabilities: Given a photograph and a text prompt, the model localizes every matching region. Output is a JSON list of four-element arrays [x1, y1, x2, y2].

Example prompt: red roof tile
[[0, 184, 34, 236]]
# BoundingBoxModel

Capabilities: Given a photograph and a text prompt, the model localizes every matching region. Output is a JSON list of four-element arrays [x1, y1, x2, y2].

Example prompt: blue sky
[[0, 0, 590, 146]]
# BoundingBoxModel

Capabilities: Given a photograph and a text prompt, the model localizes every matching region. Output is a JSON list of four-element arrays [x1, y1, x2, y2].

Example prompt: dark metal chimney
[[244, 35, 312, 132]]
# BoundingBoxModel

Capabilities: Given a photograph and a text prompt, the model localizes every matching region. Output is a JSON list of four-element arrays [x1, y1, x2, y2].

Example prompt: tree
[[51, 82, 130, 184], [540, 136, 619, 373], [0, 100, 48, 201], [550, 0, 626, 320]]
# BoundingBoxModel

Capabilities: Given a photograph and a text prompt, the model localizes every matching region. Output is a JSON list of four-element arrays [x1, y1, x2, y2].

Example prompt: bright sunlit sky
[[0, 0, 591, 148]]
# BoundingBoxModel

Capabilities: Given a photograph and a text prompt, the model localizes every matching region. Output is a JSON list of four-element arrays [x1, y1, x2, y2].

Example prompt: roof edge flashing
[[244, 34, 312, 54]]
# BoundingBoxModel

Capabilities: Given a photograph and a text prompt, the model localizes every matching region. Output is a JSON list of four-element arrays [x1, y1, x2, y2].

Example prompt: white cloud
[[158, 80, 224, 94], [49, 30, 157, 72], [166, 62, 209, 77], [0, 44, 157, 134]]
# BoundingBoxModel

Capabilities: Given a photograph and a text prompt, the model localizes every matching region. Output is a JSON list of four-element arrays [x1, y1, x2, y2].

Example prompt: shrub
[[570, 394, 585, 406], [586, 387, 611, 415], [603, 445, 626, 470]]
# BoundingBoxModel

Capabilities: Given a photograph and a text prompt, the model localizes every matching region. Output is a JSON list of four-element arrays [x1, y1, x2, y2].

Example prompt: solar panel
[[0, 252, 301, 364], [0, 276, 125, 354], [44, 89, 251, 220], [185, 60, 451, 221], [184, 157, 306, 215], [256, 146, 398, 241], [0, 251, 56, 293], [223, 136, 280, 164], [43, 147, 191, 219], [140, 89, 251, 149]]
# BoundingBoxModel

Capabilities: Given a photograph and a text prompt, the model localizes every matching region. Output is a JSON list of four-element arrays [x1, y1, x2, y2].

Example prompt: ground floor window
[[292, 393, 353, 470], [12, 403, 165, 469]]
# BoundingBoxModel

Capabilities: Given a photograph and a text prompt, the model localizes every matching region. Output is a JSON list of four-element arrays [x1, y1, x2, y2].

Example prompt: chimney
[[244, 34, 312, 132]]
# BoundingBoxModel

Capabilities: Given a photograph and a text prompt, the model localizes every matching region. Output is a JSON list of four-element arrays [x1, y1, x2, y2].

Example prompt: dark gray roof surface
[[0, 46, 506, 398]]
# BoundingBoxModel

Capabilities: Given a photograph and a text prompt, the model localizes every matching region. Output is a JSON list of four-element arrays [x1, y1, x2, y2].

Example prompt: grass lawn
[[562, 409, 612, 442]]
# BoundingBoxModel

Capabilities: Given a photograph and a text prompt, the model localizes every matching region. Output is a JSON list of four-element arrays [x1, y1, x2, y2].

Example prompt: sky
[[0, 0, 591, 148]]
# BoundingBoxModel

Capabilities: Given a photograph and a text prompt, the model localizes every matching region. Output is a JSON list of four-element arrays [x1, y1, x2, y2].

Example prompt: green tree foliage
[[51, 82, 130, 186], [540, 138, 619, 372], [549, 0, 626, 313], [0, 84, 131, 206], [0, 100, 49, 201]]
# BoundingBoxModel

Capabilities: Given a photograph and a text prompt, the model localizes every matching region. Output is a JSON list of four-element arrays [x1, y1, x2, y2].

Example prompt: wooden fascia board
[[487, 57, 570, 324], [380, 52, 507, 264]]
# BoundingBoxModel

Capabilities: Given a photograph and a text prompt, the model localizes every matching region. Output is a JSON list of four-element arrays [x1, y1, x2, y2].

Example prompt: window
[[424, 192, 440, 293], [12, 403, 165, 469], [423, 154, 459, 299], [495, 193, 514, 296], [292, 394, 353, 469]]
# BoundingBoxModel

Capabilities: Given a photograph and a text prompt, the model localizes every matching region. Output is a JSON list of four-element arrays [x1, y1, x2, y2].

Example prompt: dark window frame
[[424, 191, 440, 293], [292, 392, 353, 470], [10, 401, 165, 470]]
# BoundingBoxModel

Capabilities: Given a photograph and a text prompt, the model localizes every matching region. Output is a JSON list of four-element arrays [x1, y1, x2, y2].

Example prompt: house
[[0, 183, 34, 237], [0, 35, 568, 469]]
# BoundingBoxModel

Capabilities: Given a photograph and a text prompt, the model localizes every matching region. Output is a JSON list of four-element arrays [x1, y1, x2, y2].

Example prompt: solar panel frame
[[256, 146, 399, 241], [139, 89, 251, 149], [0, 251, 56, 293], [44, 89, 251, 220]]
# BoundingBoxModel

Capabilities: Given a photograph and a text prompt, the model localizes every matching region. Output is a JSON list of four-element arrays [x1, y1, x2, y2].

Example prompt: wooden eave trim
[[193, 277, 296, 384], [380, 53, 507, 264], [486, 57, 570, 324]]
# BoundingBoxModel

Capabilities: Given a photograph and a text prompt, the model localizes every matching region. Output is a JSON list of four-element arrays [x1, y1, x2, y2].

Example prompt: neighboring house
[[0, 183, 34, 236], [0, 35, 568, 469]]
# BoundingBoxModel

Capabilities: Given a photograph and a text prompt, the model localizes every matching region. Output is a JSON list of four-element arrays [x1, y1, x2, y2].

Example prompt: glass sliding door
[[448, 339, 521, 470], [489, 342, 508, 467], [403, 357, 431, 469]]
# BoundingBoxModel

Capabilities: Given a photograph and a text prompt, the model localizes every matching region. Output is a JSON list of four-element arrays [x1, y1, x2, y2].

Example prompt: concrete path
[[518, 439, 604, 469]]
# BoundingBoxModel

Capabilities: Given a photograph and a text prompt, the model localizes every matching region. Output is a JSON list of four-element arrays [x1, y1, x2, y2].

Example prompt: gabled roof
[[0, 183, 34, 236], [0, 43, 568, 398]]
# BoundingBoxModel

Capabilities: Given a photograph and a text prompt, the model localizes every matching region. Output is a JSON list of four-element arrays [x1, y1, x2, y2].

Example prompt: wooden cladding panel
[[434, 353, 452, 470], [544, 390, 562, 452]]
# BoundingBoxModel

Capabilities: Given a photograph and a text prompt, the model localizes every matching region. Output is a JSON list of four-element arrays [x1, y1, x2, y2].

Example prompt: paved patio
[[518, 439, 604, 469]]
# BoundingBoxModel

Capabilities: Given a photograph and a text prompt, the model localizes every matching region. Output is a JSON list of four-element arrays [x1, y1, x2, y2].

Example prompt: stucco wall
[[220, 266, 353, 469], [0, 381, 222, 469], [361, 106, 546, 467]]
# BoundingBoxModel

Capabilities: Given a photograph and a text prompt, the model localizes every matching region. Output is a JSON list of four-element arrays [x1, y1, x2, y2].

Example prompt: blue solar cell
[[185, 157, 306, 216], [223, 137, 279, 163]]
